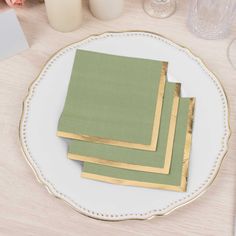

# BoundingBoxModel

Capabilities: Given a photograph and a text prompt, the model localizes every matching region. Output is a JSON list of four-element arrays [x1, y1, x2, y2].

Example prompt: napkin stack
[[57, 50, 195, 192]]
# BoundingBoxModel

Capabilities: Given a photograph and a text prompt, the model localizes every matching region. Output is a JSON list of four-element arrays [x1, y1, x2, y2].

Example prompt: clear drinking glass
[[187, 0, 236, 39], [143, 0, 176, 18], [227, 38, 236, 70]]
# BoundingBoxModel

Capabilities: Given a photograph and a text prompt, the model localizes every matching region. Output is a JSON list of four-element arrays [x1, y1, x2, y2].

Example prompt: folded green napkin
[[68, 82, 180, 174], [57, 50, 167, 151], [81, 98, 195, 192]]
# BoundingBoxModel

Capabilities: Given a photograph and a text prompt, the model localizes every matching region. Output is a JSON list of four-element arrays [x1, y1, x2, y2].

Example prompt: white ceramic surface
[[19, 31, 230, 221]]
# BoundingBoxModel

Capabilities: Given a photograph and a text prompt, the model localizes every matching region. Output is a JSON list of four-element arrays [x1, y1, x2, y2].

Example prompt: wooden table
[[0, 0, 235, 235]]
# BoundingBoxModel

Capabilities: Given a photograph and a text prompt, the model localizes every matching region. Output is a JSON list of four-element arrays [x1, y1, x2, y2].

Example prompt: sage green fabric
[[69, 82, 176, 169], [58, 50, 164, 145], [82, 98, 190, 187]]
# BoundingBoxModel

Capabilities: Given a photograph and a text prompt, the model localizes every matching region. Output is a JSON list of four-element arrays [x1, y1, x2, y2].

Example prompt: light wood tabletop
[[0, 0, 235, 235]]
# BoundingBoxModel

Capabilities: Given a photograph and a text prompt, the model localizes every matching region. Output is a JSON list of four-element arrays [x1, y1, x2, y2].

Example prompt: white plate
[[19, 31, 230, 221]]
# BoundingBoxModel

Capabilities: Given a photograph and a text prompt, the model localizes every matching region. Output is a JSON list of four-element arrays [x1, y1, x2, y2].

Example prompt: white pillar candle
[[89, 0, 124, 20], [44, 0, 82, 32]]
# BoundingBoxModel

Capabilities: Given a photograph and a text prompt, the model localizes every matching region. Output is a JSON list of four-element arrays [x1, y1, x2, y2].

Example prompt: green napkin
[[81, 98, 195, 192], [68, 82, 180, 174], [57, 50, 167, 151]]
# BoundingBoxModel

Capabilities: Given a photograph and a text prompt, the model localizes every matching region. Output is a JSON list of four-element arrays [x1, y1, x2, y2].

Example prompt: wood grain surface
[[0, 0, 235, 235]]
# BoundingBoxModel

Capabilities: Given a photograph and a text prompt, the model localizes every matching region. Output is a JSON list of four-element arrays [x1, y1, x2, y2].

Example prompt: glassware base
[[187, 0, 236, 40], [187, 18, 230, 40], [143, 0, 176, 18]]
